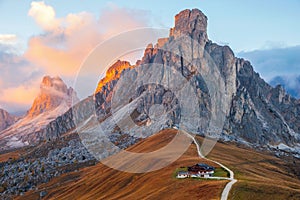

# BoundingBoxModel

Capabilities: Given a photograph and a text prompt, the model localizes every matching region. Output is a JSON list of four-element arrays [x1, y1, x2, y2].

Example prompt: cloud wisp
[[238, 46, 300, 81], [270, 75, 300, 99]]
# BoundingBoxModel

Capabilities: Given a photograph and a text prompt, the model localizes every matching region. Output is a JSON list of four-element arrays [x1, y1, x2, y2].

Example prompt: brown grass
[[17, 130, 227, 200], [15, 131, 300, 200], [198, 137, 300, 200]]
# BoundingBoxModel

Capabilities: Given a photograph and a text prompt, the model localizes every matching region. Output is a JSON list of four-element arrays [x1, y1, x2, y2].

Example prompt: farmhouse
[[176, 163, 215, 179]]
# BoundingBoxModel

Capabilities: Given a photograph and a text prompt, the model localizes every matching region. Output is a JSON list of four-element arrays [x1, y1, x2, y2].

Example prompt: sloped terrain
[[16, 129, 300, 200], [16, 129, 227, 200], [201, 137, 300, 200]]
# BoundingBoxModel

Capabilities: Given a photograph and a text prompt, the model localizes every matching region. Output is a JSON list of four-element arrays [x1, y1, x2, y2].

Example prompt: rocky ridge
[[270, 75, 300, 99]]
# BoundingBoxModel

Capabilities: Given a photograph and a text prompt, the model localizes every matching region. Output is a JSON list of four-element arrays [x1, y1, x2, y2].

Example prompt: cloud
[[25, 2, 150, 77], [0, 48, 40, 88], [28, 1, 60, 32], [0, 47, 41, 112], [0, 83, 39, 112], [0, 34, 17, 45], [238, 45, 300, 81]]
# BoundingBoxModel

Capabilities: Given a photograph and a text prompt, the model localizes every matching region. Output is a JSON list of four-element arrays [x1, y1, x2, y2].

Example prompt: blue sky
[[1, 0, 300, 52], [0, 0, 299, 112]]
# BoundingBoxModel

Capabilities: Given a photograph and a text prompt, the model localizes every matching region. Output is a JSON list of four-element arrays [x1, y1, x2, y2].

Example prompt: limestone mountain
[[0, 76, 79, 150], [12, 9, 300, 158], [0, 109, 17, 132]]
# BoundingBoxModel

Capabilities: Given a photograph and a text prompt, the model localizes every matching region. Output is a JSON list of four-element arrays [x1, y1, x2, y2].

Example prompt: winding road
[[183, 131, 237, 200]]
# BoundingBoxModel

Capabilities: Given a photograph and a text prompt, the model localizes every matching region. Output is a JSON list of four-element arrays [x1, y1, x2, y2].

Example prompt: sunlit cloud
[[25, 2, 150, 77], [0, 34, 17, 45], [0, 81, 40, 113], [28, 1, 60, 32], [0, 49, 41, 112]]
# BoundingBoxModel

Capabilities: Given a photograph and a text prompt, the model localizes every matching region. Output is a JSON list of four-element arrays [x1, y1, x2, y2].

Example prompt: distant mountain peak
[[27, 76, 79, 118], [0, 76, 79, 150]]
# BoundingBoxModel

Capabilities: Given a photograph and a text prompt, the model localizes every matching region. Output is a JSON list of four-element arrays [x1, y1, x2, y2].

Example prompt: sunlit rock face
[[95, 60, 133, 94]]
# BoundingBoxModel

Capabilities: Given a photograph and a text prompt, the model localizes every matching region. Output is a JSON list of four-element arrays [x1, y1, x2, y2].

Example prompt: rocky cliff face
[[0, 109, 17, 132], [37, 9, 300, 157], [224, 60, 300, 148]]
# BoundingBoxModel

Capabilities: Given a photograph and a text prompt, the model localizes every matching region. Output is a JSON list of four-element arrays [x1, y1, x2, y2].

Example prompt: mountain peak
[[41, 76, 67, 92], [170, 9, 208, 41], [27, 76, 78, 117]]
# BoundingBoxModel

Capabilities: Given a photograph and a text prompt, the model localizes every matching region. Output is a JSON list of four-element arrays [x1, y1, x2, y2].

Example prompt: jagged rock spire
[[170, 9, 208, 43]]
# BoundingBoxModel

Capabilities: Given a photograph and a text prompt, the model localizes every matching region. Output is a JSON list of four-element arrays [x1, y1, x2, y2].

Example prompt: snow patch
[[6, 136, 27, 148]]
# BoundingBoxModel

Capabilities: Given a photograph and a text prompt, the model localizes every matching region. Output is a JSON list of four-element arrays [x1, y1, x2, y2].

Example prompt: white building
[[176, 171, 189, 179]]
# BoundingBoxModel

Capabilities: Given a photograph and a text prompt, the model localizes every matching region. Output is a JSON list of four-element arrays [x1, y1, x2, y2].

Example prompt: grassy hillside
[[16, 130, 300, 200], [199, 137, 300, 200], [17, 130, 227, 200]]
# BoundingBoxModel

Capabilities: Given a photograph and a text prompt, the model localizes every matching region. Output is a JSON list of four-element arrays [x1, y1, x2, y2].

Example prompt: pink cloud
[[25, 2, 150, 78], [28, 1, 60, 32], [0, 81, 39, 112]]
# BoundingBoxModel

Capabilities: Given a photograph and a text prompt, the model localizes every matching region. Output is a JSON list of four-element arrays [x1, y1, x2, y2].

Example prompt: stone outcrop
[[40, 97, 95, 141]]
